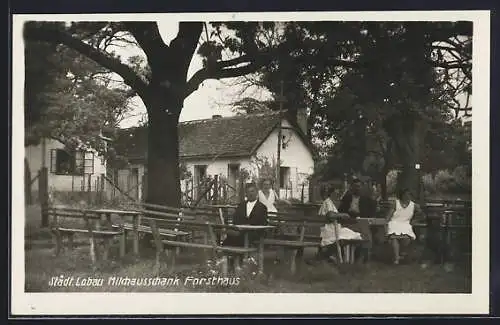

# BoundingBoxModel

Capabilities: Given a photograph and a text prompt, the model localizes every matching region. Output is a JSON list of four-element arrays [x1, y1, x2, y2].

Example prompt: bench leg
[[234, 256, 241, 272], [89, 237, 97, 265], [53, 231, 62, 256], [67, 234, 74, 251], [154, 243, 164, 274], [102, 238, 112, 261], [133, 217, 140, 256], [258, 241, 265, 275], [120, 230, 127, 258], [170, 249, 176, 271], [336, 242, 344, 264], [290, 250, 298, 274], [221, 256, 228, 277], [343, 245, 350, 264]]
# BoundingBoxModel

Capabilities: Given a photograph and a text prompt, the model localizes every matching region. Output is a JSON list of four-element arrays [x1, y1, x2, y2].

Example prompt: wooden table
[[214, 224, 275, 274], [90, 209, 141, 255]]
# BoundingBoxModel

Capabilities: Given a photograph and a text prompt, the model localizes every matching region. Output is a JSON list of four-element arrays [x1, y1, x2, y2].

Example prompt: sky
[[113, 21, 272, 128]]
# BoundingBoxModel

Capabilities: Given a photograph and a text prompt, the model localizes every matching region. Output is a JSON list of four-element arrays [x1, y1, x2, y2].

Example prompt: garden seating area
[[38, 199, 471, 281]]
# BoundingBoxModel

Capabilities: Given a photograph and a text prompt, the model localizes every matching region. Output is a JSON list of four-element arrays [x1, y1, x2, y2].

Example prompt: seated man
[[222, 182, 268, 269], [337, 178, 376, 263]]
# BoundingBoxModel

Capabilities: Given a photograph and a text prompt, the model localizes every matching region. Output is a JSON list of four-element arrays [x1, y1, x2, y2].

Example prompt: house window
[[50, 149, 94, 175], [279, 167, 290, 189]]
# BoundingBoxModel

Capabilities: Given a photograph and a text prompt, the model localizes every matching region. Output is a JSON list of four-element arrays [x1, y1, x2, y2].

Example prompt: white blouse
[[258, 189, 278, 213]]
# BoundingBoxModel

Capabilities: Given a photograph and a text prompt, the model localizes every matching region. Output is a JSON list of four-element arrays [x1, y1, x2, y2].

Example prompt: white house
[[109, 110, 315, 203], [25, 137, 108, 198]]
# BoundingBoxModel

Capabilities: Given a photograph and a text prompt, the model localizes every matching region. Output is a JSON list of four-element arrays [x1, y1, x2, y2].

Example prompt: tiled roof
[[111, 111, 310, 162]]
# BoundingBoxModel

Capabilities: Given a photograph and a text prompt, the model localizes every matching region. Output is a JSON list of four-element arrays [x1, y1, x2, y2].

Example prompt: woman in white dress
[[316, 187, 362, 263], [257, 178, 280, 214], [385, 188, 423, 264]]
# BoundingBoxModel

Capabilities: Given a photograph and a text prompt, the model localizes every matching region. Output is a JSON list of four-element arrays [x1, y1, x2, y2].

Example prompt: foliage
[[24, 40, 134, 155], [179, 162, 192, 180], [232, 22, 472, 194], [231, 97, 271, 115]]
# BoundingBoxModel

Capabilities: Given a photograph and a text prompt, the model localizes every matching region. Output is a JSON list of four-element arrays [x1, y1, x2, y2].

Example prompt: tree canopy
[[24, 20, 472, 205]]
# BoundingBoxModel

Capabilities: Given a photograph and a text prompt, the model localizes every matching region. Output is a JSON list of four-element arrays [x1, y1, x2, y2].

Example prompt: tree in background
[[229, 21, 472, 198], [25, 40, 134, 156]]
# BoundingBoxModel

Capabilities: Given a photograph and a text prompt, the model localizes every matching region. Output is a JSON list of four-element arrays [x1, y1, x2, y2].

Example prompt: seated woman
[[385, 188, 424, 264], [317, 187, 362, 263]]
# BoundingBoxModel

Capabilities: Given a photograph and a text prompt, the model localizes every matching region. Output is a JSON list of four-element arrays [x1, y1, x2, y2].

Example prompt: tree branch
[[124, 22, 167, 70], [169, 22, 204, 74], [24, 24, 148, 97], [185, 62, 262, 97]]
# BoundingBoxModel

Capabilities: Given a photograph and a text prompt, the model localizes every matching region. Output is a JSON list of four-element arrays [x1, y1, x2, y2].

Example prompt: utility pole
[[276, 80, 284, 198]]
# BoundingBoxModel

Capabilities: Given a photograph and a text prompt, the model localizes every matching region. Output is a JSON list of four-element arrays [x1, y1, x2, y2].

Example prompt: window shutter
[[50, 149, 57, 173]]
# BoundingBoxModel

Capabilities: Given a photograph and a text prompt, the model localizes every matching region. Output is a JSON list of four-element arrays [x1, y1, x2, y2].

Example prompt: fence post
[[87, 175, 92, 205], [142, 172, 147, 202], [239, 175, 245, 202], [213, 175, 219, 204], [100, 175, 105, 203], [39, 168, 49, 227]]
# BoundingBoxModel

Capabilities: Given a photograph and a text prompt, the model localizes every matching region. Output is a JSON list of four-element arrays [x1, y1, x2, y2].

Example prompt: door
[[194, 165, 208, 199], [128, 167, 139, 200], [227, 164, 240, 200]]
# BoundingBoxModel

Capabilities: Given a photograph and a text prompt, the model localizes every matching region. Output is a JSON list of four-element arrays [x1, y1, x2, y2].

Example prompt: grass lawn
[[24, 204, 471, 293]]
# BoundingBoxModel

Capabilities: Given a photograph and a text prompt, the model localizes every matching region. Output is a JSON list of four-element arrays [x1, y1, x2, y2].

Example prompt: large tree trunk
[[392, 118, 426, 200], [145, 99, 182, 207], [379, 169, 388, 201]]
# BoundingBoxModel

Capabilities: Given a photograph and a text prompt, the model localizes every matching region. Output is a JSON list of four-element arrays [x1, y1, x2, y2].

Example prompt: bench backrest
[[47, 206, 102, 234]]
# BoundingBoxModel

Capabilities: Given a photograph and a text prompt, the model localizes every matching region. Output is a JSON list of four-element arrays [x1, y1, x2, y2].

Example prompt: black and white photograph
[[11, 10, 490, 315]]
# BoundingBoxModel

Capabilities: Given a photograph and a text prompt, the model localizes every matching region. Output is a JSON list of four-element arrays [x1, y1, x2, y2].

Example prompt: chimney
[[212, 114, 222, 119]]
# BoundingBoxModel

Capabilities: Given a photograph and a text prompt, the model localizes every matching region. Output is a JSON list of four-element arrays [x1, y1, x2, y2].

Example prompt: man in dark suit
[[338, 178, 376, 263], [223, 182, 268, 247]]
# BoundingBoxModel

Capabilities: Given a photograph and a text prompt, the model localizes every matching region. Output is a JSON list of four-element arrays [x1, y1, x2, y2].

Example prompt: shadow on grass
[[24, 235, 471, 293]]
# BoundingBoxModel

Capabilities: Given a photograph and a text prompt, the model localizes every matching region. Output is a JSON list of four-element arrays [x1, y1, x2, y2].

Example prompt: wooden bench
[[47, 206, 123, 263], [138, 209, 258, 276], [267, 211, 374, 267]]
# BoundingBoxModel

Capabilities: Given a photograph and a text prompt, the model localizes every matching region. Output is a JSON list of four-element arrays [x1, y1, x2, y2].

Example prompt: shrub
[[422, 173, 437, 195]]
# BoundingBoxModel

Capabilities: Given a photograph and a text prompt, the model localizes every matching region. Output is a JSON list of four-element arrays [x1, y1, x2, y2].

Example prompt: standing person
[[258, 178, 279, 214], [222, 182, 268, 270], [385, 188, 424, 264], [338, 178, 376, 263]]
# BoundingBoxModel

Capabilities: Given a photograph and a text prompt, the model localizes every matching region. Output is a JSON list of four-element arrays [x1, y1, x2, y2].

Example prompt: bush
[[451, 165, 472, 193], [422, 173, 437, 195], [385, 166, 471, 198]]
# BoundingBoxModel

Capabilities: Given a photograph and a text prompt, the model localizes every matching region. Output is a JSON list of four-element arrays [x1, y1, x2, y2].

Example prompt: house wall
[[25, 138, 107, 193], [107, 119, 315, 203], [255, 119, 314, 202], [181, 157, 252, 201]]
